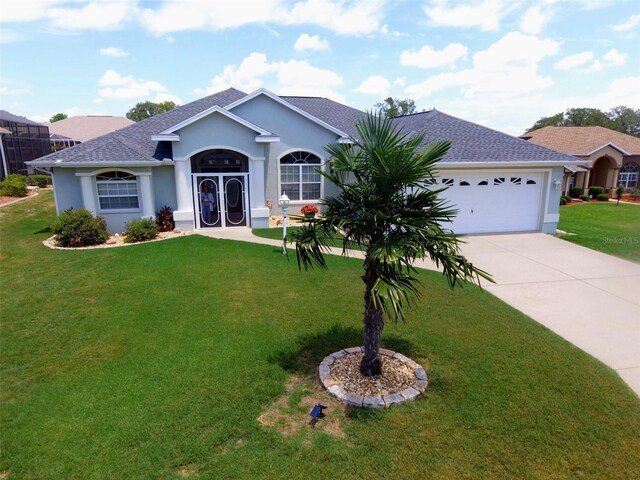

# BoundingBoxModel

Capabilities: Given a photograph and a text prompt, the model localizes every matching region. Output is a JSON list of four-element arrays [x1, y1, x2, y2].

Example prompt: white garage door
[[437, 172, 544, 234]]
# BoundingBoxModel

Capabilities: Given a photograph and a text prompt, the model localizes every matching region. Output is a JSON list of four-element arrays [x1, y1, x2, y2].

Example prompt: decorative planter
[[318, 347, 428, 408]]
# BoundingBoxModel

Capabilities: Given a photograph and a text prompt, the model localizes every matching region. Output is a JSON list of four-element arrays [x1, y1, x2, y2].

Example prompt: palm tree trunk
[[361, 308, 384, 376], [360, 260, 384, 376]]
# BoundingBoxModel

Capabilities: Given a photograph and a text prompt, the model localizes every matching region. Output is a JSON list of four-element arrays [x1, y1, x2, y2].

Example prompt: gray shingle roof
[[281, 96, 366, 140], [29, 89, 580, 167], [391, 110, 580, 163], [0, 110, 45, 126], [30, 88, 247, 165]]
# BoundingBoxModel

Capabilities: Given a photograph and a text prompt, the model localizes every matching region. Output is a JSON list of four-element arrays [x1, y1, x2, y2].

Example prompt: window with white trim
[[96, 171, 139, 210], [619, 163, 639, 188], [280, 151, 322, 201]]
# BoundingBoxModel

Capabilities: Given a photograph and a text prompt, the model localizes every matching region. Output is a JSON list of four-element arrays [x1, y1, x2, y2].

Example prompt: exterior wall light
[[279, 194, 290, 254], [553, 178, 562, 190]]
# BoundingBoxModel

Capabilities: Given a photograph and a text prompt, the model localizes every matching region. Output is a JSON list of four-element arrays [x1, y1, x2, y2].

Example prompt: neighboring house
[[28, 88, 583, 235], [46, 115, 135, 151], [0, 110, 51, 177], [521, 126, 640, 194]]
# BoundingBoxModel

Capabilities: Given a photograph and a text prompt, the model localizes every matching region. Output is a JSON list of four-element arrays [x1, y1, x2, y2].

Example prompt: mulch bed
[[330, 352, 416, 397]]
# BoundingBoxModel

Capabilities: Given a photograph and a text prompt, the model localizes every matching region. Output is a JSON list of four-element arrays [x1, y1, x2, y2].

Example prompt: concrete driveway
[[451, 233, 640, 396], [203, 228, 640, 396]]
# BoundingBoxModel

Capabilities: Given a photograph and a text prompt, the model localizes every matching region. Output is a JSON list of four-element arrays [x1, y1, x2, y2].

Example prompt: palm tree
[[293, 114, 492, 377]]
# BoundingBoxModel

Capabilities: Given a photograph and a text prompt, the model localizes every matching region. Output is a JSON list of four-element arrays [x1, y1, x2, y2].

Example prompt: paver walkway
[[199, 228, 640, 396]]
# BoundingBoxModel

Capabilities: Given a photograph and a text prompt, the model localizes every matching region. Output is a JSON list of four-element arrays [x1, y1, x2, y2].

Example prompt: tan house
[[46, 116, 134, 151], [521, 126, 640, 194]]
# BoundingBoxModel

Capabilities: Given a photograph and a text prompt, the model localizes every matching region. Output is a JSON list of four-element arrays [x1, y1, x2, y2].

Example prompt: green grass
[[2, 192, 639, 479], [253, 226, 350, 248], [558, 202, 640, 262]]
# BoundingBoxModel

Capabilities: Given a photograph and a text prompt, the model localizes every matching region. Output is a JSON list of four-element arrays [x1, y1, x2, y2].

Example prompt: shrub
[[630, 189, 640, 199], [579, 194, 589, 201], [597, 194, 609, 201], [569, 187, 583, 198], [300, 204, 319, 216], [156, 205, 175, 232], [588, 186, 605, 197], [560, 197, 568, 205], [52, 208, 109, 247], [0, 174, 28, 197], [26, 175, 51, 188], [124, 217, 158, 243]]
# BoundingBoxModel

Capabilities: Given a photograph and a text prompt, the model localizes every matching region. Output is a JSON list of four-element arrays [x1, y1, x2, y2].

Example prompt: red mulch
[[0, 191, 37, 206]]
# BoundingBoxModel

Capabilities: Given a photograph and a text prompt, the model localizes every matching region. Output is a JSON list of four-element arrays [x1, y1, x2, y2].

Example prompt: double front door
[[192, 173, 249, 228]]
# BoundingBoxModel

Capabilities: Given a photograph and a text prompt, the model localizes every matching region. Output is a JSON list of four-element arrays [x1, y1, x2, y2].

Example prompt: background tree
[[126, 101, 178, 122], [293, 114, 491, 377], [527, 106, 640, 137], [375, 97, 417, 118], [49, 113, 68, 123], [608, 106, 640, 137]]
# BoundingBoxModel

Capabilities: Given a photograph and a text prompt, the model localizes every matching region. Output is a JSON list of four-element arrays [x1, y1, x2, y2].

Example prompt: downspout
[[0, 134, 9, 179]]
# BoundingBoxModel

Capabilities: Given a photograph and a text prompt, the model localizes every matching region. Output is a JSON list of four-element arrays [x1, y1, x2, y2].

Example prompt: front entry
[[192, 173, 249, 228]]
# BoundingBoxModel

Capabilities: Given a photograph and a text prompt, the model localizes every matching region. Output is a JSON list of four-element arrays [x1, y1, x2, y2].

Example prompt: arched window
[[279, 151, 322, 201], [96, 171, 139, 210], [619, 163, 639, 188]]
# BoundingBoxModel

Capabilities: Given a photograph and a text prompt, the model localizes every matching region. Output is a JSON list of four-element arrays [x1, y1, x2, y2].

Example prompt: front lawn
[[1, 192, 639, 479], [558, 202, 640, 262]]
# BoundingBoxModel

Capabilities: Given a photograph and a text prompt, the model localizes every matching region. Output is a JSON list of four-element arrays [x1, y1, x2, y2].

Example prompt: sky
[[0, 0, 639, 135]]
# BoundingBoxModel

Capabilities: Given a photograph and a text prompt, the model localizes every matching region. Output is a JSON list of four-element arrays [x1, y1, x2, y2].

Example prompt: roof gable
[[152, 105, 277, 142], [226, 88, 350, 139]]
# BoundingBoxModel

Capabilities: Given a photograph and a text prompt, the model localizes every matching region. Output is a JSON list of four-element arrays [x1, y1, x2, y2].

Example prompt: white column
[[174, 158, 192, 212], [138, 173, 155, 218], [249, 157, 269, 224], [80, 175, 97, 214]]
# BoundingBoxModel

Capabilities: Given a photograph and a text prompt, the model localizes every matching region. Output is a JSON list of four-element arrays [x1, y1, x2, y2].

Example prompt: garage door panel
[[437, 172, 543, 234]]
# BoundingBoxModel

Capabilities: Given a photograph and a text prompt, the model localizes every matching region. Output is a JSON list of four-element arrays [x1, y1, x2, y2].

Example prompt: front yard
[[558, 202, 640, 262], [1, 192, 639, 479]]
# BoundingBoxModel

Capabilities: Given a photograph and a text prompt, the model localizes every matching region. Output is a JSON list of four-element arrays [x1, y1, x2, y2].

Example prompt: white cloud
[[0, 0, 64, 23], [520, 6, 546, 34], [612, 13, 640, 32], [423, 0, 509, 31], [99, 46, 129, 57], [555, 48, 626, 72], [46, 0, 137, 30], [195, 52, 344, 103], [400, 43, 468, 69], [554, 51, 593, 70], [394, 77, 406, 87], [0, 28, 26, 43], [98, 69, 174, 100], [294, 33, 330, 52], [139, 0, 385, 36], [405, 32, 560, 99], [354, 75, 390, 96], [0, 85, 31, 96], [152, 93, 183, 104]]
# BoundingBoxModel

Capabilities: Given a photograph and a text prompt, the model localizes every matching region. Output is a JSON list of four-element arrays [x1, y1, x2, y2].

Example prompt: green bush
[[0, 174, 28, 197], [569, 187, 583, 198], [26, 175, 51, 188], [52, 208, 109, 247], [597, 194, 609, 201], [124, 217, 158, 243], [559, 195, 571, 205], [589, 186, 605, 197], [630, 189, 640, 199], [579, 194, 589, 201]]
